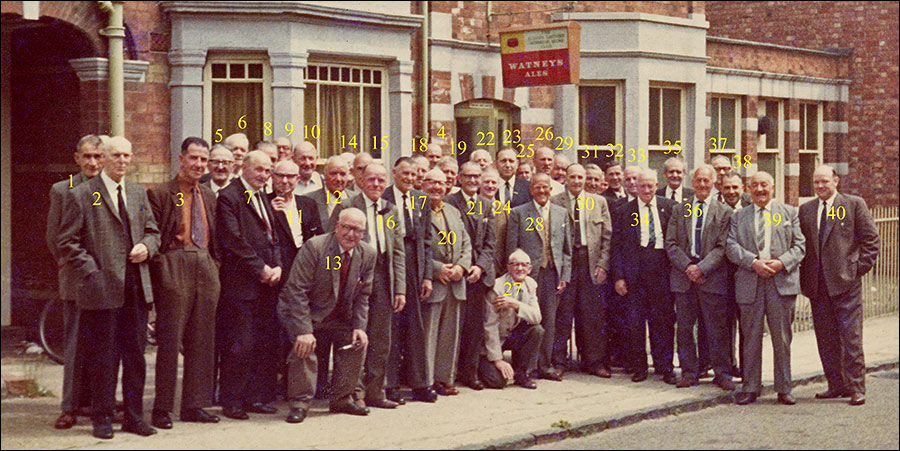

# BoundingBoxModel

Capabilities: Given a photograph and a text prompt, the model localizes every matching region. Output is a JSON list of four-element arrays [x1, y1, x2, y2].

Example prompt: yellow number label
[[574, 197, 594, 211], [631, 212, 649, 226], [477, 132, 496, 146], [238, 115, 247, 129], [827, 206, 846, 220], [341, 135, 358, 150], [304, 124, 320, 140], [492, 200, 511, 215], [244, 190, 253, 204], [605, 143, 624, 158], [437, 125, 447, 140], [683, 203, 702, 217], [412, 137, 428, 152], [176, 192, 184, 207], [326, 255, 341, 270], [555, 135, 573, 151], [709, 137, 727, 151], [288, 209, 303, 223], [503, 281, 523, 297], [284, 122, 294, 137], [68, 174, 73, 188], [503, 129, 521, 145], [467, 200, 484, 215], [456, 141, 467, 155], [525, 217, 544, 231], [516, 143, 535, 158], [264, 121, 272, 136], [627, 147, 646, 163], [438, 231, 456, 245], [536, 126, 554, 141], [732, 154, 752, 169], [764, 212, 782, 227], [215, 128, 223, 143], [92, 192, 101, 206], [327, 191, 343, 205], [373, 136, 388, 150], [377, 215, 396, 229]]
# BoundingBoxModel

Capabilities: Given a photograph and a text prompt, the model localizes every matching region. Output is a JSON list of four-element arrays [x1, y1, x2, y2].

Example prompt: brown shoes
[[539, 368, 564, 381], [713, 377, 737, 391], [676, 377, 699, 388], [366, 398, 400, 409], [777, 393, 797, 405], [815, 389, 849, 399], [54, 412, 77, 429], [589, 367, 612, 378], [433, 382, 459, 396], [849, 392, 866, 406]]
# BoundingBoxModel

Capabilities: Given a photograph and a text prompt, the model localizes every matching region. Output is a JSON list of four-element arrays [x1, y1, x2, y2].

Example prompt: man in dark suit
[[720, 171, 750, 377], [57, 136, 161, 439], [507, 173, 571, 381], [800, 165, 880, 406], [201, 144, 235, 197], [726, 171, 805, 406], [268, 159, 324, 275], [657, 157, 695, 203], [600, 164, 626, 207], [384, 157, 435, 403], [46, 134, 104, 430], [301, 156, 351, 233], [147, 138, 221, 429], [550, 164, 612, 378], [333, 163, 406, 409], [277, 208, 375, 422], [215, 151, 283, 419], [612, 168, 678, 384], [665, 165, 735, 391], [445, 162, 496, 391], [496, 148, 533, 209]]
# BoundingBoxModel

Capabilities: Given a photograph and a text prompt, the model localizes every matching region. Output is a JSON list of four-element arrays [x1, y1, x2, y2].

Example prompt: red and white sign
[[500, 22, 580, 88]]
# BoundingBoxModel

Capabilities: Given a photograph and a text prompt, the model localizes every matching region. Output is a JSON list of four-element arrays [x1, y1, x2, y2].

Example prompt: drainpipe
[[98, 1, 125, 136], [420, 1, 429, 140]]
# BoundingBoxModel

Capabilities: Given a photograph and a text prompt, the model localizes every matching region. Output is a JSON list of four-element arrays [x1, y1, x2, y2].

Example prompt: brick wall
[[707, 1, 899, 206], [706, 40, 847, 79]]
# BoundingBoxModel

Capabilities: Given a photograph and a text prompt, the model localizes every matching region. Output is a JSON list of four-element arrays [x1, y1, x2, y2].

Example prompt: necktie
[[757, 208, 767, 254], [646, 203, 656, 248], [505, 181, 512, 205], [256, 192, 272, 241], [540, 206, 551, 268], [718, 192, 724, 203], [403, 192, 413, 238], [340, 250, 351, 291], [573, 197, 582, 247], [694, 201, 704, 257], [117, 185, 133, 249], [671, 189, 677, 201], [370, 202, 381, 254], [191, 186, 205, 247], [819, 201, 828, 250]]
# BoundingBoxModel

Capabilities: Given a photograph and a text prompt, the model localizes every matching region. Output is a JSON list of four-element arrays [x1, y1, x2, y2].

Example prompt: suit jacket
[[499, 177, 533, 208], [383, 186, 434, 286], [429, 203, 472, 302], [57, 175, 160, 310], [268, 192, 324, 277], [507, 201, 572, 282], [47, 173, 89, 301], [215, 180, 281, 301], [551, 191, 612, 284], [600, 188, 625, 208], [799, 193, 880, 299], [483, 273, 541, 361], [331, 192, 406, 296], [665, 196, 732, 295], [726, 201, 805, 302], [277, 233, 375, 336], [657, 186, 695, 203], [147, 177, 219, 258], [301, 188, 342, 234], [445, 191, 497, 288], [610, 196, 676, 286], [489, 198, 511, 276]]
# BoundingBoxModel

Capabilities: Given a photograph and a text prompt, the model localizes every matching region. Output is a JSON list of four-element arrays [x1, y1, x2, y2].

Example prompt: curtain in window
[[212, 83, 262, 147], [320, 85, 360, 157]]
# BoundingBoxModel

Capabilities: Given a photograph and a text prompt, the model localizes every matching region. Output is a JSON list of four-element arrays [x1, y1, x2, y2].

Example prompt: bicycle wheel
[[39, 299, 66, 365]]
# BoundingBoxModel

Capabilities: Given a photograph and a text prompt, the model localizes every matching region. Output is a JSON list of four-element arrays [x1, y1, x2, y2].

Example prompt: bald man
[[292, 141, 324, 195], [224, 133, 249, 177], [533, 146, 565, 195], [302, 156, 351, 233], [348, 152, 374, 195], [425, 142, 444, 169]]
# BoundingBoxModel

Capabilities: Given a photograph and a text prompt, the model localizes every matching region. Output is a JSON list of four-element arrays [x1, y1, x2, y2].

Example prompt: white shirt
[[690, 197, 707, 258], [100, 170, 125, 215], [364, 195, 386, 254], [817, 191, 838, 230], [568, 191, 587, 245], [241, 177, 271, 227], [281, 193, 304, 248], [393, 185, 414, 231], [639, 197, 664, 249], [533, 200, 550, 229], [665, 185, 685, 203], [209, 178, 230, 197], [293, 171, 323, 196], [500, 176, 517, 206], [753, 201, 773, 260], [549, 178, 565, 196]]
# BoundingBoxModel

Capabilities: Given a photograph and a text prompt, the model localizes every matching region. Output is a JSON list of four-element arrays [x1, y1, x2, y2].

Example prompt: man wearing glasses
[[203, 144, 236, 197], [277, 208, 376, 422]]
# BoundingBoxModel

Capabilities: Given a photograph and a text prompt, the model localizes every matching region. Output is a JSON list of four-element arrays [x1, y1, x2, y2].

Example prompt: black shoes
[[411, 387, 438, 403], [631, 372, 649, 383], [222, 406, 249, 420], [121, 420, 157, 437], [777, 393, 797, 405], [386, 388, 407, 405], [151, 410, 173, 429], [735, 392, 758, 405], [92, 416, 114, 440], [285, 408, 307, 423], [330, 400, 369, 416], [181, 408, 220, 423], [243, 402, 277, 414]]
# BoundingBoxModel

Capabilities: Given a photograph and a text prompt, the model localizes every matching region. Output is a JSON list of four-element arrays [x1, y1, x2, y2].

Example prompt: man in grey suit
[[57, 136, 161, 439], [333, 164, 407, 409], [726, 171, 805, 405], [46, 134, 105, 430], [277, 208, 375, 423], [550, 163, 612, 377], [665, 165, 735, 391], [302, 156, 351, 233], [799, 165, 880, 406], [422, 169, 471, 396], [507, 173, 571, 381]]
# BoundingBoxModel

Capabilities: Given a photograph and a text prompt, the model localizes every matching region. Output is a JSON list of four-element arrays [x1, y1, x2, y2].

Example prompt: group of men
[[47, 134, 880, 439]]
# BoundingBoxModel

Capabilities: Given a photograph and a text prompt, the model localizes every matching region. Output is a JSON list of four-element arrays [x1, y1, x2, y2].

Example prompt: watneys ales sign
[[500, 22, 580, 88]]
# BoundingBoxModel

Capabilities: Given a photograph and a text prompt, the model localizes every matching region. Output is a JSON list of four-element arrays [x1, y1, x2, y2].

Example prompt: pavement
[[1, 313, 897, 450]]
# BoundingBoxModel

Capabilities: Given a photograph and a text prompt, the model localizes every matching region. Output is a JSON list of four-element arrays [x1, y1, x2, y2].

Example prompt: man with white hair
[[533, 146, 564, 195], [292, 141, 324, 195], [657, 157, 694, 203], [302, 156, 351, 232], [424, 142, 444, 169], [612, 168, 678, 385], [470, 148, 493, 170], [58, 136, 161, 438], [438, 156, 460, 195], [411, 154, 430, 190], [224, 133, 249, 177], [550, 153, 570, 185], [347, 152, 374, 195]]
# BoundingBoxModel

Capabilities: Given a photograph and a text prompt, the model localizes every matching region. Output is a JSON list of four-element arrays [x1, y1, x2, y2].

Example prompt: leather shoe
[[180, 408, 219, 423], [713, 377, 737, 391], [514, 376, 537, 389], [631, 372, 649, 383], [411, 387, 438, 403], [92, 417, 114, 440], [849, 392, 866, 406], [151, 410, 173, 429], [285, 408, 307, 423], [54, 412, 77, 430], [662, 372, 678, 385], [121, 420, 157, 437], [366, 398, 400, 409], [735, 392, 758, 405], [433, 382, 459, 396], [330, 400, 369, 416], [539, 368, 564, 381], [777, 393, 797, 405], [698, 370, 713, 379], [590, 367, 612, 378], [815, 389, 849, 399], [222, 406, 249, 420], [386, 388, 407, 405], [676, 377, 699, 388], [459, 377, 485, 390], [243, 402, 277, 414]]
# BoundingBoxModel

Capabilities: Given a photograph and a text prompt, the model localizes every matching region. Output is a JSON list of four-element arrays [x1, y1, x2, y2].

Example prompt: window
[[799, 103, 822, 199], [203, 55, 272, 148], [577, 84, 622, 166], [758, 99, 784, 201], [649, 86, 682, 146], [304, 63, 386, 159], [710, 97, 737, 151]]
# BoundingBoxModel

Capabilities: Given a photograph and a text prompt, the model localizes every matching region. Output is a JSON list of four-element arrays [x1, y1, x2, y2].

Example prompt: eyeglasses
[[508, 262, 531, 268], [338, 224, 366, 235]]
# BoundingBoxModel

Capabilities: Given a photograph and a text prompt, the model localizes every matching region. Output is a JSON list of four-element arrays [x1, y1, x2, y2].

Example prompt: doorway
[[454, 99, 520, 164]]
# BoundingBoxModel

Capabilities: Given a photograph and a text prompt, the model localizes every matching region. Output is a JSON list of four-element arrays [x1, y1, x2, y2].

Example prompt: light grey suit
[[302, 188, 343, 234], [425, 203, 471, 386], [507, 200, 571, 373], [726, 201, 805, 394]]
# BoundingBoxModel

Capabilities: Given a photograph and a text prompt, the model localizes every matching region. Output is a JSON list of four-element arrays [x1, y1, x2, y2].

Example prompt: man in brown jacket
[[799, 165, 880, 406], [147, 137, 221, 428]]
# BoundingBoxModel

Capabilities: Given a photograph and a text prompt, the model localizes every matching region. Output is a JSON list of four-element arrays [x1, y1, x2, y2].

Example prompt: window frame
[[576, 81, 624, 164], [202, 54, 273, 147], [647, 84, 687, 172], [706, 95, 742, 178], [757, 98, 785, 202], [798, 102, 823, 203]]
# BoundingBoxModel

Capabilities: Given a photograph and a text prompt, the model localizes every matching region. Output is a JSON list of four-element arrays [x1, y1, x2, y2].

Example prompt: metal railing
[[793, 206, 899, 333]]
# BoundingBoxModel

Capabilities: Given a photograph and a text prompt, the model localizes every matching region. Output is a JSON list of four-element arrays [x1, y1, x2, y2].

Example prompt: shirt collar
[[755, 200, 772, 213], [667, 185, 681, 196], [642, 196, 657, 209], [100, 169, 123, 195], [533, 200, 548, 213], [821, 191, 838, 207]]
